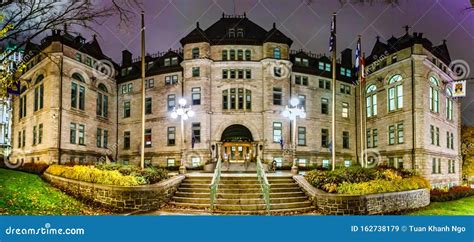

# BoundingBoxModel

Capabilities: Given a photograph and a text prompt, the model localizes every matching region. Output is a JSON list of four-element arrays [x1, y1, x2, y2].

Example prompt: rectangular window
[[325, 63, 331, 71], [298, 127, 306, 146], [319, 79, 331, 90], [342, 102, 349, 118], [450, 132, 454, 149], [321, 98, 328, 114], [322, 159, 330, 169], [103, 130, 108, 148], [192, 157, 201, 167], [273, 122, 282, 143], [222, 69, 228, 79], [446, 98, 453, 120], [86, 57, 92, 66], [273, 87, 282, 105], [344, 160, 351, 167], [237, 69, 244, 79], [430, 125, 435, 145], [167, 159, 175, 167], [167, 127, 176, 145], [145, 78, 154, 89], [230, 50, 235, 60], [318, 62, 324, 70], [145, 129, 152, 148], [124, 131, 130, 149], [96, 128, 102, 148], [230, 69, 236, 79], [389, 125, 395, 145], [71, 83, 77, 108], [192, 67, 200, 77], [168, 94, 176, 111], [145, 97, 152, 114], [298, 95, 306, 109], [75, 53, 82, 62], [70, 123, 76, 144], [366, 129, 371, 148], [79, 86, 85, 110], [38, 124, 43, 144], [245, 50, 251, 60], [165, 75, 178, 85], [33, 126, 37, 145], [22, 130, 25, 147], [78, 124, 85, 145], [274, 157, 283, 167], [436, 127, 440, 146], [340, 84, 351, 94], [295, 76, 301, 85], [245, 69, 251, 79], [18, 131, 21, 148], [171, 57, 178, 65], [321, 129, 329, 148], [298, 159, 307, 167], [237, 50, 243, 60], [397, 123, 404, 144], [222, 50, 228, 61], [191, 87, 201, 105], [124, 101, 131, 118], [343, 131, 349, 149], [192, 123, 201, 143], [373, 129, 378, 148]]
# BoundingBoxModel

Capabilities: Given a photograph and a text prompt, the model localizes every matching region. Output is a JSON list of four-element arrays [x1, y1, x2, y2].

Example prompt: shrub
[[337, 176, 430, 195], [45, 165, 146, 186], [133, 167, 168, 184], [0, 161, 50, 174], [430, 186, 474, 202]]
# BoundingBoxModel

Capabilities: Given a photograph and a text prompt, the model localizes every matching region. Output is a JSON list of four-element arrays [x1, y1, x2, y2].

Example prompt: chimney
[[122, 50, 132, 66], [341, 48, 352, 67]]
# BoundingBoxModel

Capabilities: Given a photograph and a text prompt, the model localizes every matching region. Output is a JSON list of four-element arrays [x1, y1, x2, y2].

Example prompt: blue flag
[[329, 15, 336, 52], [355, 37, 361, 73], [279, 138, 284, 150], [328, 140, 332, 155]]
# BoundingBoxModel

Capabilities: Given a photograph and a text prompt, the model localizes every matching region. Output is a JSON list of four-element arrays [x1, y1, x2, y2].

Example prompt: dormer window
[[318, 62, 324, 70], [302, 59, 309, 67], [273, 47, 281, 59], [192, 48, 200, 59], [164, 58, 170, 66], [237, 28, 244, 38], [228, 28, 235, 38], [171, 57, 178, 65]]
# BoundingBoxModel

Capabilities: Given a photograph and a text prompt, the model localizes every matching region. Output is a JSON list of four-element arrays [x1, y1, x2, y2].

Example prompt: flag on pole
[[360, 53, 366, 84], [279, 138, 284, 150], [328, 140, 332, 155], [329, 15, 336, 52], [191, 131, 196, 149], [355, 37, 361, 73], [7, 81, 20, 95]]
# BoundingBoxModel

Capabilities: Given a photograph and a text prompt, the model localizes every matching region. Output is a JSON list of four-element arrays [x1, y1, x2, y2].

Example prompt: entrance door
[[222, 142, 252, 163]]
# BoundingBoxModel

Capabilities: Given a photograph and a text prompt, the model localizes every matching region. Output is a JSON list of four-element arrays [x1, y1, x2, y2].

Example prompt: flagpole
[[357, 36, 364, 168], [140, 11, 146, 169], [331, 13, 337, 171], [362, 52, 368, 168]]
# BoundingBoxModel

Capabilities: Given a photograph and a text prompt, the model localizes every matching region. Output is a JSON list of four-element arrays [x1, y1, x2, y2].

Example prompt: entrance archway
[[221, 125, 254, 163]]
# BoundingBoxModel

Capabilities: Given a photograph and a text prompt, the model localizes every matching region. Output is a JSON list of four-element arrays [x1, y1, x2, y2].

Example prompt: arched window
[[387, 74, 403, 112], [446, 87, 453, 120], [229, 50, 236, 60], [366, 85, 377, 117], [72, 73, 85, 82], [71, 73, 85, 110], [222, 50, 228, 60], [273, 47, 281, 59], [192, 47, 200, 59], [97, 83, 108, 118], [34, 74, 44, 111], [429, 76, 439, 113]]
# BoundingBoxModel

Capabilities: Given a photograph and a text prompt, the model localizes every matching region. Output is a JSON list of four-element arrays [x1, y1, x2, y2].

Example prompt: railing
[[256, 158, 271, 214], [209, 157, 222, 211]]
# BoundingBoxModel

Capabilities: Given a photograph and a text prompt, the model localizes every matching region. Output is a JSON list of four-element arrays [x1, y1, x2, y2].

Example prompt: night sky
[[85, 0, 474, 124]]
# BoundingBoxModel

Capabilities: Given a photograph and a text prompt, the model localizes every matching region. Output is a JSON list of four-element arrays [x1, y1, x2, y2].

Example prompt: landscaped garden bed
[[305, 166, 430, 195], [45, 164, 169, 186], [430, 186, 474, 202]]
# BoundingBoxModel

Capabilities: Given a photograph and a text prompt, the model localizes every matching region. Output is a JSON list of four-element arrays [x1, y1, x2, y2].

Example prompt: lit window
[[387, 74, 403, 111], [273, 122, 282, 143], [273, 47, 281, 59], [342, 102, 349, 118], [192, 87, 201, 105], [366, 85, 377, 117]]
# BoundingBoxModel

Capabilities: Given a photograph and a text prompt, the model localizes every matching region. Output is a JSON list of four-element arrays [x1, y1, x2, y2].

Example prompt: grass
[[409, 196, 474, 215], [0, 168, 109, 215]]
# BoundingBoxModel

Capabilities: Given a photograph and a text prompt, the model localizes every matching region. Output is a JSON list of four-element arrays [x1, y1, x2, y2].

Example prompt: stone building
[[10, 14, 461, 186]]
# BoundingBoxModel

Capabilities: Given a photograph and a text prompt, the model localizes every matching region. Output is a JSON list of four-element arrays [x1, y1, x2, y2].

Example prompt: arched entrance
[[221, 125, 254, 163]]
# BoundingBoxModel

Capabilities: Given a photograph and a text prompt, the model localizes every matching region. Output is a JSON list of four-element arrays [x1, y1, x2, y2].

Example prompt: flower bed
[[45, 164, 168, 186], [0, 161, 50, 175], [305, 166, 429, 195], [430, 186, 474, 202]]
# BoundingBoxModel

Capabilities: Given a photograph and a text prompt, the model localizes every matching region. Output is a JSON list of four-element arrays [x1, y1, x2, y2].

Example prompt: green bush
[[337, 176, 430, 195], [46, 165, 146, 186], [96, 163, 169, 184]]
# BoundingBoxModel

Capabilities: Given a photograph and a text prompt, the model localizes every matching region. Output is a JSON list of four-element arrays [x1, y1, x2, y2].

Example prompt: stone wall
[[293, 176, 430, 215], [43, 172, 185, 212]]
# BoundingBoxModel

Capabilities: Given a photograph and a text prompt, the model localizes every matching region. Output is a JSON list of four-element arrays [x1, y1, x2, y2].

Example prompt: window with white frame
[[446, 87, 453, 120], [167, 158, 175, 167], [322, 159, 329, 169], [429, 76, 439, 113], [273, 122, 282, 143], [366, 84, 377, 117], [191, 157, 201, 167], [342, 102, 349, 118], [387, 74, 403, 112], [274, 157, 283, 167], [298, 158, 307, 167], [192, 87, 201, 105]]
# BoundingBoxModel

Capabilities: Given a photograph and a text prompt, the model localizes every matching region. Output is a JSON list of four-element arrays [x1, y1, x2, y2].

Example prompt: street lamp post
[[171, 98, 195, 174], [282, 98, 306, 175]]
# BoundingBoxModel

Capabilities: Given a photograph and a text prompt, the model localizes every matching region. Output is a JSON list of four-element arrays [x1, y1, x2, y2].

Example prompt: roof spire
[[376, 35, 380, 42], [273, 22, 276, 29], [196, 22, 200, 28], [403, 25, 410, 34]]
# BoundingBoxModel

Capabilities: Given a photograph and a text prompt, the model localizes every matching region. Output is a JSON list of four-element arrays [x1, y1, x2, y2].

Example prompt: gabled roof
[[180, 13, 292, 46]]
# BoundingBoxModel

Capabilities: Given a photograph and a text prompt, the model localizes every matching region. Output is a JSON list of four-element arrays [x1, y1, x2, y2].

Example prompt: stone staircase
[[169, 175, 314, 214]]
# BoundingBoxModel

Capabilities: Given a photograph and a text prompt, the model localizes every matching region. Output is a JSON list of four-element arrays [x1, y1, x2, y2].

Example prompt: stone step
[[169, 201, 312, 211], [179, 183, 297, 189], [174, 191, 305, 199], [172, 196, 309, 205], [178, 187, 302, 193], [181, 179, 295, 186]]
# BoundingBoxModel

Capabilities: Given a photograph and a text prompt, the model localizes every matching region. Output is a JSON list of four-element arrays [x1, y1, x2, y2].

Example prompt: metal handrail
[[256, 158, 271, 214], [209, 157, 222, 211]]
